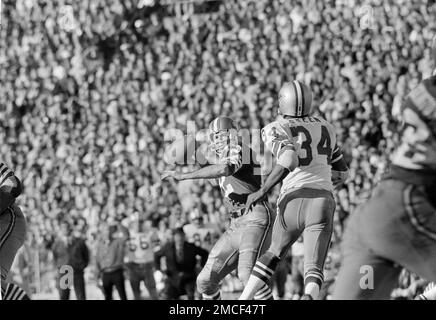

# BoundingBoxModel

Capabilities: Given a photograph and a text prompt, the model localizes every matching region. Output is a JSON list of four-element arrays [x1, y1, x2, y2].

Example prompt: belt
[[229, 201, 267, 219], [102, 266, 123, 274], [230, 209, 246, 219]]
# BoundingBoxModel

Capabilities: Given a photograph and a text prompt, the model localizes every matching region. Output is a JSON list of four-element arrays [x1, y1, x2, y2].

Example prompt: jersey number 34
[[290, 125, 332, 166]]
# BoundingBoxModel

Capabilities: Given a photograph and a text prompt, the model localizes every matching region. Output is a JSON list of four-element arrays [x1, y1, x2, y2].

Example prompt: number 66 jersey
[[125, 230, 160, 265], [262, 116, 343, 195]]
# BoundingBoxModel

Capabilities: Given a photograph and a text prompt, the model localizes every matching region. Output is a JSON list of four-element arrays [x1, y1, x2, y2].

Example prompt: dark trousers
[[58, 270, 86, 300], [127, 263, 158, 300], [163, 273, 196, 300], [102, 269, 127, 300]]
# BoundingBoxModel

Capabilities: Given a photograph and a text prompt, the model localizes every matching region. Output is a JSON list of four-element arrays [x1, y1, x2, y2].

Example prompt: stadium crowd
[[1, 0, 435, 299]]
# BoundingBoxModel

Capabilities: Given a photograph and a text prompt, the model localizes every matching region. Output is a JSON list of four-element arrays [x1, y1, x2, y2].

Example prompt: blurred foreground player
[[162, 116, 275, 300], [333, 74, 436, 299], [239, 80, 349, 300], [0, 163, 29, 300]]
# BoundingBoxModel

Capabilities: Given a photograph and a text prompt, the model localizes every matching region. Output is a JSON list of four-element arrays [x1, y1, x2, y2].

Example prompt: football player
[[183, 208, 220, 252], [162, 116, 275, 300], [125, 218, 160, 300], [332, 74, 436, 300], [0, 162, 29, 300], [238, 80, 349, 300]]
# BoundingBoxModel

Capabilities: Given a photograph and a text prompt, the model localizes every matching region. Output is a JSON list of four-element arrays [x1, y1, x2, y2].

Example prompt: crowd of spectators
[[1, 0, 435, 299]]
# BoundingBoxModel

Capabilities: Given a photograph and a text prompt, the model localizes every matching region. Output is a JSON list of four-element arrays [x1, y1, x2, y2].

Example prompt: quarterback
[[238, 80, 349, 300], [162, 116, 275, 300], [0, 162, 29, 300]]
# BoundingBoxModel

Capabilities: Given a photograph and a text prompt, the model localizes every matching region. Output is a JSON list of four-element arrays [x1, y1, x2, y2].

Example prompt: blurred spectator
[[66, 221, 90, 300], [51, 221, 71, 300], [154, 228, 208, 300], [51, 220, 89, 300], [96, 224, 127, 300]]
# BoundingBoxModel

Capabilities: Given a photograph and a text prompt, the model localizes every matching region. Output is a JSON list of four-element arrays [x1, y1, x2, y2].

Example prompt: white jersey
[[125, 230, 159, 264], [262, 116, 342, 196], [183, 223, 220, 252]]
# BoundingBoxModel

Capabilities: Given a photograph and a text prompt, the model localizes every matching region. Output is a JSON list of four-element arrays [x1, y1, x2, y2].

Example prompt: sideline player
[[0, 162, 29, 300], [332, 73, 436, 299], [162, 116, 275, 300], [183, 208, 220, 252], [238, 80, 349, 300], [125, 218, 160, 300]]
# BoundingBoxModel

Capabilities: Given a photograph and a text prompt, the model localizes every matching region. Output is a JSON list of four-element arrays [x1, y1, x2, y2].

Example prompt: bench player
[[162, 116, 275, 300], [125, 218, 160, 300], [238, 80, 349, 300], [183, 209, 220, 252]]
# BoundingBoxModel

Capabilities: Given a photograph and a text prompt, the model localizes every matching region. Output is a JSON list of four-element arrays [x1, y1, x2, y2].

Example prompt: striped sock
[[202, 291, 221, 300], [305, 269, 324, 288], [304, 268, 324, 300], [4, 283, 30, 300], [239, 252, 280, 300], [254, 283, 274, 300]]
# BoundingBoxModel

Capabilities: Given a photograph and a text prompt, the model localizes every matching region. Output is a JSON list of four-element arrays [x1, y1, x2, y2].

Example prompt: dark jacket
[[154, 241, 208, 281], [67, 237, 90, 272], [96, 237, 126, 273]]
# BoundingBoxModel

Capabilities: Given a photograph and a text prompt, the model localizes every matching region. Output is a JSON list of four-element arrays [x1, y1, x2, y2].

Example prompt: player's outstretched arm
[[161, 163, 236, 181], [245, 143, 299, 210]]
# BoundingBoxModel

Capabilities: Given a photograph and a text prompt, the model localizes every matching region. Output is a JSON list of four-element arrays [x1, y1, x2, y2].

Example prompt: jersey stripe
[[331, 154, 343, 164], [331, 145, 343, 164]]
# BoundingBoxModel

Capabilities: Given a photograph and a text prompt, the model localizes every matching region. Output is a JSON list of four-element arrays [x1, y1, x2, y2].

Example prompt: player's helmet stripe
[[290, 81, 299, 117], [300, 81, 306, 116], [293, 80, 304, 117]]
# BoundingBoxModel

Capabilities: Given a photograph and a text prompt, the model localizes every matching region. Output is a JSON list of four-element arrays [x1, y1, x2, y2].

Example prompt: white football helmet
[[278, 80, 313, 117]]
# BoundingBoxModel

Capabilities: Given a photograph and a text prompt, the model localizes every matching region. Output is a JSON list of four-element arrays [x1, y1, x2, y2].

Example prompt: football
[[163, 134, 197, 165]]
